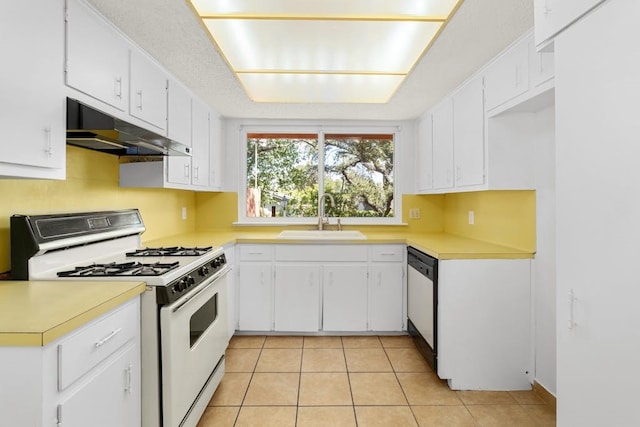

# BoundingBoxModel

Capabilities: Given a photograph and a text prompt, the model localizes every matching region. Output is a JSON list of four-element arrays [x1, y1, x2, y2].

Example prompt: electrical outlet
[[182, 207, 187, 220], [409, 208, 421, 219], [468, 210, 475, 225]]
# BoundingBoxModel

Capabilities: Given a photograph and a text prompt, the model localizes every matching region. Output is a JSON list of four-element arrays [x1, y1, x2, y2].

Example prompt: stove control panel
[[157, 253, 227, 305]]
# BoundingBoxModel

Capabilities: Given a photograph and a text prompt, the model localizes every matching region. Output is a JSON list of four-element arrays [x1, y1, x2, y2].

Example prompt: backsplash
[[444, 190, 536, 252], [0, 146, 535, 275], [194, 190, 535, 252], [195, 192, 446, 233], [0, 146, 196, 274]]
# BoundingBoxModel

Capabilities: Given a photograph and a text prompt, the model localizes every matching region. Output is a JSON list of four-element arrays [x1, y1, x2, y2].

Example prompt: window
[[242, 128, 397, 223]]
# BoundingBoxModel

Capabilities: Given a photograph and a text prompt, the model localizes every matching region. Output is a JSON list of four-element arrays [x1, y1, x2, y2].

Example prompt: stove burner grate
[[57, 261, 180, 277], [126, 246, 213, 257]]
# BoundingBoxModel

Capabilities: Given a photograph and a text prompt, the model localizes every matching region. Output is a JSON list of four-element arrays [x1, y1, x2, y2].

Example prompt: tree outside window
[[245, 131, 394, 219]]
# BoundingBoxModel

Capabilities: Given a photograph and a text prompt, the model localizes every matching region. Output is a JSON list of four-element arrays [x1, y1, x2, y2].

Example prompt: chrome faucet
[[317, 193, 335, 230]]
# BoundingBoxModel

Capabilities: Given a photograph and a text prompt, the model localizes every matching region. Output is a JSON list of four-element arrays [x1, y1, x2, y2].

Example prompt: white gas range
[[10, 209, 230, 427]]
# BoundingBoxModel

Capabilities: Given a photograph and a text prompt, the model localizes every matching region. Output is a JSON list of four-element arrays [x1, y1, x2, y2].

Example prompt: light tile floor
[[197, 335, 556, 427]]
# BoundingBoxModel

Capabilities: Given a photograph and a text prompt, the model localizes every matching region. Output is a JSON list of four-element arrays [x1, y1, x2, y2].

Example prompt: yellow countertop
[[144, 231, 533, 260], [0, 281, 146, 347]]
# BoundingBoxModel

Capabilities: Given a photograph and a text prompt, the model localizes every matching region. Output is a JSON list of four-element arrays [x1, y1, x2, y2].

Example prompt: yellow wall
[[195, 190, 535, 251], [0, 146, 196, 274], [195, 192, 446, 233], [444, 190, 536, 252], [0, 148, 535, 276]]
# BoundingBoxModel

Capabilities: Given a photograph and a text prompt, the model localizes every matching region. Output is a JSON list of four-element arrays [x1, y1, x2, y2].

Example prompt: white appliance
[[10, 210, 230, 427], [407, 246, 438, 370]]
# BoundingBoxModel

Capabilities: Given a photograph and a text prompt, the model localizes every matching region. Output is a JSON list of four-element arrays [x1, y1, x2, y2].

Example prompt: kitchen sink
[[277, 230, 366, 240]]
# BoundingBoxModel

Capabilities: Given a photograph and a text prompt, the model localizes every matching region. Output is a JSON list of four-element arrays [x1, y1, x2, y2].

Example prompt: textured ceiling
[[86, 0, 533, 120]]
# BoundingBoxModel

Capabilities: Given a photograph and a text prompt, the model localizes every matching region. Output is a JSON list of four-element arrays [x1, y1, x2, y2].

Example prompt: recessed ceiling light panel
[[189, 0, 463, 103]]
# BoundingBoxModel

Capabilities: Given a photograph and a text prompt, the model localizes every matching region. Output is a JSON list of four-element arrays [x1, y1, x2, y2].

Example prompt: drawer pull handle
[[95, 328, 122, 348]]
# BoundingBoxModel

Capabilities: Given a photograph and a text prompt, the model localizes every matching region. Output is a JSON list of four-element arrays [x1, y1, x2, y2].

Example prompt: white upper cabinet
[[0, 0, 65, 179], [65, 0, 129, 112], [209, 113, 224, 191], [453, 76, 485, 188], [484, 40, 529, 112], [167, 78, 192, 145], [129, 49, 168, 132], [534, 0, 605, 51], [190, 97, 211, 188], [529, 38, 555, 88], [121, 93, 221, 192], [431, 97, 454, 190], [417, 31, 545, 194], [415, 113, 433, 192]]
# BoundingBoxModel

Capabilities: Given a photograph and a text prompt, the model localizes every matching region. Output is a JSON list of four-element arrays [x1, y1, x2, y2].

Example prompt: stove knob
[[199, 266, 209, 276], [177, 279, 187, 291], [186, 275, 195, 286]]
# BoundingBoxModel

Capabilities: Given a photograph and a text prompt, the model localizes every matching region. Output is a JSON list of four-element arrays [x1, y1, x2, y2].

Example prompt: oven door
[[160, 269, 229, 427]]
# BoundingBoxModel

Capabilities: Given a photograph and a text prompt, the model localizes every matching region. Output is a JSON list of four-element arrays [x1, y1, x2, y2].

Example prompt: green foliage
[[247, 134, 394, 218]]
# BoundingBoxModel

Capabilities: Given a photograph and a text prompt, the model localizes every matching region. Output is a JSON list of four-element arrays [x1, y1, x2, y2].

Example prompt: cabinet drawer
[[275, 245, 367, 262], [238, 245, 273, 261], [58, 299, 139, 391], [370, 245, 405, 262]]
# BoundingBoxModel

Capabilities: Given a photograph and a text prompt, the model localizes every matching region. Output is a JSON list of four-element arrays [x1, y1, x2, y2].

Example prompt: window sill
[[233, 218, 408, 227]]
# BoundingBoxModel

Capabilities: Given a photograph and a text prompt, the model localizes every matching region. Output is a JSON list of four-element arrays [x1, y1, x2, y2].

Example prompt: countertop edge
[[144, 232, 534, 260], [0, 283, 146, 347]]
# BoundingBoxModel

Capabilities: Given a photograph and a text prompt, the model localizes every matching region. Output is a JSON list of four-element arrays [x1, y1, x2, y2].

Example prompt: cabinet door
[[0, 0, 65, 177], [167, 79, 192, 145], [534, 0, 605, 49], [484, 41, 529, 111], [369, 263, 404, 331], [191, 98, 210, 188], [453, 77, 485, 187], [416, 113, 433, 193], [167, 157, 192, 185], [130, 50, 168, 131], [432, 98, 454, 190], [555, 2, 640, 423], [65, 0, 129, 111], [58, 344, 140, 427], [237, 264, 272, 331], [274, 265, 320, 332], [529, 39, 555, 87], [323, 264, 368, 331], [209, 113, 224, 190]]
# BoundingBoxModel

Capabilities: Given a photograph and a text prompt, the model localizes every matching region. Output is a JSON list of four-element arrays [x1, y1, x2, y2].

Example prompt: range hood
[[66, 98, 191, 156]]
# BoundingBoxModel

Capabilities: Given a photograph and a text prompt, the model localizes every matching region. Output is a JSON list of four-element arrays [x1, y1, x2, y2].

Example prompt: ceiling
[[86, 0, 533, 121]]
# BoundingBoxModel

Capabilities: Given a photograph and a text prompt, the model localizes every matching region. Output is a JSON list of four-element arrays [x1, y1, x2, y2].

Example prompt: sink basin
[[277, 230, 366, 240]]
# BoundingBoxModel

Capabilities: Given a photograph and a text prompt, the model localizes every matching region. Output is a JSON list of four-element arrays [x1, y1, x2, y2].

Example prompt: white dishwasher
[[407, 246, 438, 370]]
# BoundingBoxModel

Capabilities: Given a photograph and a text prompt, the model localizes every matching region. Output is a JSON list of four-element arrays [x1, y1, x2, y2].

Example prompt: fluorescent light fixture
[[189, 0, 463, 103]]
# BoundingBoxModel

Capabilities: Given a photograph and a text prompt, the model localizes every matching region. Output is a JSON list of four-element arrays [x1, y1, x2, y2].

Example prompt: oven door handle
[[170, 268, 229, 313]]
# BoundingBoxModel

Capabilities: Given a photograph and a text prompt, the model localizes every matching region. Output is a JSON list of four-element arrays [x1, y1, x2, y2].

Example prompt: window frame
[[237, 124, 402, 225]]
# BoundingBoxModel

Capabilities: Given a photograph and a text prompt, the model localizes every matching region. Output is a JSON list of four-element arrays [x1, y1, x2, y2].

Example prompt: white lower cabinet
[[0, 297, 141, 427], [437, 259, 531, 390], [323, 264, 368, 331], [237, 263, 273, 331], [236, 244, 405, 333], [58, 344, 139, 427], [274, 264, 321, 332], [369, 263, 404, 331]]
